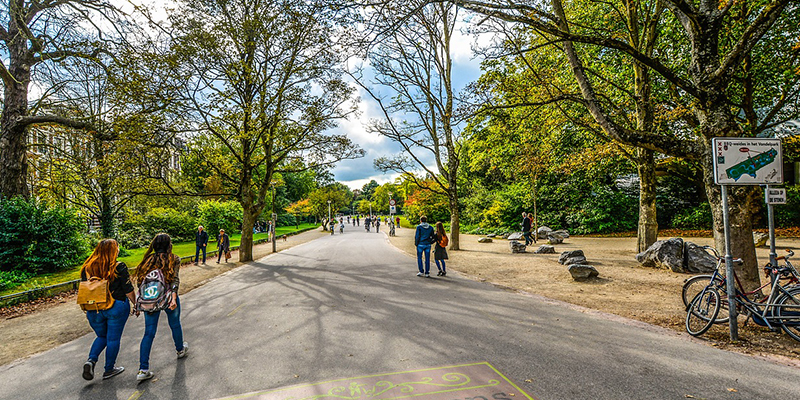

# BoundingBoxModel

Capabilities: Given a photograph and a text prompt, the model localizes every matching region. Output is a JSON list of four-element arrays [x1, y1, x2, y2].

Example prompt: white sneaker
[[177, 341, 189, 359], [416, 272, 423, 277], [137, 370, 154, 382], [424, 273, 430, 278]]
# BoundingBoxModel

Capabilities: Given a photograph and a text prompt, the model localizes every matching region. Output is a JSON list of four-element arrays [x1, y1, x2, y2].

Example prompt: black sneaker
[[441, 271, 446, 276], [102, 366, 124, 380], [82, 360, 95, 381]]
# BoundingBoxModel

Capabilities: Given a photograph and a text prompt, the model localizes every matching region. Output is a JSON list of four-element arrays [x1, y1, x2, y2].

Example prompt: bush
[[197, 200, 243, 240], [0, 197, 89, 275], [404, 190, 451, 225], [119, 207, 197, 248], [775, 185, 800, 228], [0, 270, 34, 291], [671, 203, 713, 230]]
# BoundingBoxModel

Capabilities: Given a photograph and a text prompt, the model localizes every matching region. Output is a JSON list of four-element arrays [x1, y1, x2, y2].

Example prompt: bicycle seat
[[733, 258, 743, 266]]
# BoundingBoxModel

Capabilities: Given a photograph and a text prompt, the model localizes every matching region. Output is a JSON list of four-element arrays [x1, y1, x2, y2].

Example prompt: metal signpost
[[712, 137, 783, 341]]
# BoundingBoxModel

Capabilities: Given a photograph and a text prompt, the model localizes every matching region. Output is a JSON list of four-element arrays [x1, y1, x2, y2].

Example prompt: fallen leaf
[[727, 388, 737, 393]]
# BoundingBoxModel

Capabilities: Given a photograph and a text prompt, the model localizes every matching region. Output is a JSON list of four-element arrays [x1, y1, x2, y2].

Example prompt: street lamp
[[271, 182, 277, 253], [327, 200, 332, 226]]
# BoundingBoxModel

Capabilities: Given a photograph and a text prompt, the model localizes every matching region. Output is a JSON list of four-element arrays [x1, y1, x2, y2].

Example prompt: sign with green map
[[712, 138, 783, 185]]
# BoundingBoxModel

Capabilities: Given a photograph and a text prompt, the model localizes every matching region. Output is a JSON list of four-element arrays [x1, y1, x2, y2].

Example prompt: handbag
[[77, 277, 115, 311], [225, 251, 231, 260]]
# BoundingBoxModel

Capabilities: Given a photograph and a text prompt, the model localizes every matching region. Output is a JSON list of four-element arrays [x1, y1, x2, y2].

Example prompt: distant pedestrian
[[434, 222, 449, 276], [79, 239, 136, 381], [396, 216, 401, 227], [133, 233, 188, 382], [356, 215, 360, 226], [521, 212, 533, 246], [365, 216, 371, 232], [529, 213, 537, 244], [216, 229, 230, 264], [375, 218, 380, 233], [414, 216, 436, 277], [329, 218, 336, 235], [194, 226, 208, 265]]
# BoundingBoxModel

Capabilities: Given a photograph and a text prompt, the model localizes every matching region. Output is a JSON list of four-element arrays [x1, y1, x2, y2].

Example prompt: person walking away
[[521, 212, 533, 246], [340, 220, 345, 234], [414, 216, 436, 277], [434, 222, 449, 276], [356, 215, 360, 226], [80, 239, 136, 381], [375, 217, 380, 233], [329, 218, 336, 235], [396, 216, 401, 228], [134, 233, 188, 382], [529, 213, 537, 244], [216, 229, 230, 264], [388, 219, 395, 236], [365, 216, 371, 232], [194, 226, 208, 265]]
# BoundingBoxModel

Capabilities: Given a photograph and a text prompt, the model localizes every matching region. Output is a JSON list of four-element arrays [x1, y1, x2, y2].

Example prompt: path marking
[[212, 362, 536, 400], [127, 390, 144, 400], [227, 304, 245, 317]]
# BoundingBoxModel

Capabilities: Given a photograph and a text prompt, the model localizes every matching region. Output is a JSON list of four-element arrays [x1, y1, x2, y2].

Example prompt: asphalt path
[[2, 229, 800, 400]]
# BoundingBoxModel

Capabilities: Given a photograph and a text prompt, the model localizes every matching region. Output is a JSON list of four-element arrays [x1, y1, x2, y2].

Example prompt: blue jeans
[[436, 259, 446, 272], [139, 297, 184, 370], [416, 244, 432, 274], [523, 231, 533, 245], [86, 299, 130, 373], [195, 245, 206, 263]]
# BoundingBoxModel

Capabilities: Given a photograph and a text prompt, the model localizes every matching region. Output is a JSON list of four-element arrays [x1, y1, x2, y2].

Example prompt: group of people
[[327, 215, 400, 236], [520, 212, 537, 246], [79, 234, 188, 383], [193, 225, 231, 265], [413, 216, 448, 277]]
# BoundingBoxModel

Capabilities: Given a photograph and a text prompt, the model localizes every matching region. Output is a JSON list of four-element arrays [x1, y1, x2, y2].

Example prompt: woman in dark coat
[[434, 221, 449, 276]]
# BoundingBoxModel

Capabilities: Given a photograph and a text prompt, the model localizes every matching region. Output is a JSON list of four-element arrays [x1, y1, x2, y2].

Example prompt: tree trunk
[[448, 189, 460, 251], [99, 191, 116, 238], [0, 36, 32, 199], [240, 208, 256, 262], [636, 149, 658, 252]]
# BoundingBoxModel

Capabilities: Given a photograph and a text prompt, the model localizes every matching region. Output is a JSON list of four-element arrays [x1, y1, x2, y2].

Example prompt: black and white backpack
[[136, 269, 172, 312]]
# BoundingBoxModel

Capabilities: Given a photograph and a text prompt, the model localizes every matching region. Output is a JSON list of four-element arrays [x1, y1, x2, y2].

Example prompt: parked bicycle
[[685, 247, 800, 341]]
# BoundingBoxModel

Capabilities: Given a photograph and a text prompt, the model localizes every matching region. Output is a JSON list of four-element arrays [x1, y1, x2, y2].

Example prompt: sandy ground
[[0, 229, 327, 366], [388, 227, 800, 362]]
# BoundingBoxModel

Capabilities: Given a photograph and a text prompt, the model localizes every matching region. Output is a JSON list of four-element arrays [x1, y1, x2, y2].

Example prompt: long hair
[[134, 233, 179, 284], [81, 239, 119, 280], [435, 221, 446, 241]]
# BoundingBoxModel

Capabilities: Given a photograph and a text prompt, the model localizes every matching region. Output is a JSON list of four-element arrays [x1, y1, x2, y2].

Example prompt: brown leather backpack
[[77, 276, 115, 311]]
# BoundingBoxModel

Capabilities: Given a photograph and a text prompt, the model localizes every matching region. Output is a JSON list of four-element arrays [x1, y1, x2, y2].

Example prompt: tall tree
[[171, 0, 362, 261], [355, 1, 465, 249], [448, 0, 800, 290], [0, 0, 132, 198]]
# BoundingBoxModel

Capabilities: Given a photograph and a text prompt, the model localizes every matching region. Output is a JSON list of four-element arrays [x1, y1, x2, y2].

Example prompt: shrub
[[119, 207, 197, 248], [0, 270, 34, 291], [0, 197, 89, 275], [671, 203, 713, 230], [404, 190, 450, 224], [197, 200, 243, 239]]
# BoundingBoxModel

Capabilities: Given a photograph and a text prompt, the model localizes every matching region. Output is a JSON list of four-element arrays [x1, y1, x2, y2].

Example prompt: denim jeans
[[195, 245, 206, 263], [86, 299, 130, 373], [416, 244, 432, 274], [436, 259, 446, 272], [523, 231, 533, 245], [139, 297, 184, 370]]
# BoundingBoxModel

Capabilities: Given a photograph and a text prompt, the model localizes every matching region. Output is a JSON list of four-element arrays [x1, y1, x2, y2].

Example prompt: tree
[[355, 2, 465, 249], [0, 0, 133, 198], [448, 0, 800, 291], [308, 185, 352, 227], [170, 0, 362, 261]]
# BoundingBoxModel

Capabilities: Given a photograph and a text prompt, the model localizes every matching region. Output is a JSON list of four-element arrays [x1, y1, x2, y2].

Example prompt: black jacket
[[522, 217, 532, 232], [196, 230, 209, 246]]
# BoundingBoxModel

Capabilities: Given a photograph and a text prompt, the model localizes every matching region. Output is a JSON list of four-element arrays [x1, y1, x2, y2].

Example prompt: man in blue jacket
[[414, 216, 435, 277], [195, 225, 209, 265]]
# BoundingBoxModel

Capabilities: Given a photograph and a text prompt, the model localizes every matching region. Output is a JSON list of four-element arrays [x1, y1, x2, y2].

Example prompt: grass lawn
[[0, 223, 319, 297]]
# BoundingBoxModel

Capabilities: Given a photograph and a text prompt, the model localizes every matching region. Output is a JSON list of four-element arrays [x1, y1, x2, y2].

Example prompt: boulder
[[537, 226, 553, 239], [753, 232, 769, 247], [478, 237, 493, 243], [684, 242, 718, 273], [547, 234, 563, 245], [559, 250, 585, 265], [507, 232, 524, 241], [487, 233, 497, 238], [635, 238, 684, 272], [553, 229, 570, 239], [563, 256, 588, 265], [500, 234, 510, 239], [534, 245, 555, 254], [509, 241, 527, 253], [568, 264, 599, 281]]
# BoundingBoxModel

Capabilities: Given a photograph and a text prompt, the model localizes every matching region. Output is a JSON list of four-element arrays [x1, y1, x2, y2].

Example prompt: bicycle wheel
[[686, 288, 721, 337], [682, 274, 730, 324], [775, 287, 800, 343]]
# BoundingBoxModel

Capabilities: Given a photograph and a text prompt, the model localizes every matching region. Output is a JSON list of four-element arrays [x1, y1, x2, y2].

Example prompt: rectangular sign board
[[390, 205, 396, 213], [766, 188, 787, 204], [713, 138, 783, 185]]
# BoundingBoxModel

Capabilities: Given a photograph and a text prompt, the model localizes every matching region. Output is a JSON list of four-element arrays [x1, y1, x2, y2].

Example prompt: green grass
[[0, 223, 319, 297]]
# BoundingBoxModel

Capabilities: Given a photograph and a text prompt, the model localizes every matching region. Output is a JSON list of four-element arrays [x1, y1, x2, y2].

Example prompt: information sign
[[766, 188, 787, 204], [390, 205, 396, 213], [712, 138, 783, 185]]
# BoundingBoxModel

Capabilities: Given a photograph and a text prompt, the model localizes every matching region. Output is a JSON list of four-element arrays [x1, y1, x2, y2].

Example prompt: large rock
[[534, 245, 555, 254], [509, 241, 527, 253], [537, 226, 553, 239], [547, 234, 563, 245], [569, 264, 599, 281], [553, 230, 570, 239], [487, 233, 497, 238], [507, 232, 524, 241], [478, 237, 493, 243], [563, 256, 588, 265], [635, 238, 684, 272], [753, 232, 769, 247], [559, 250, 585, 265], [684, 242, 718, 273]]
